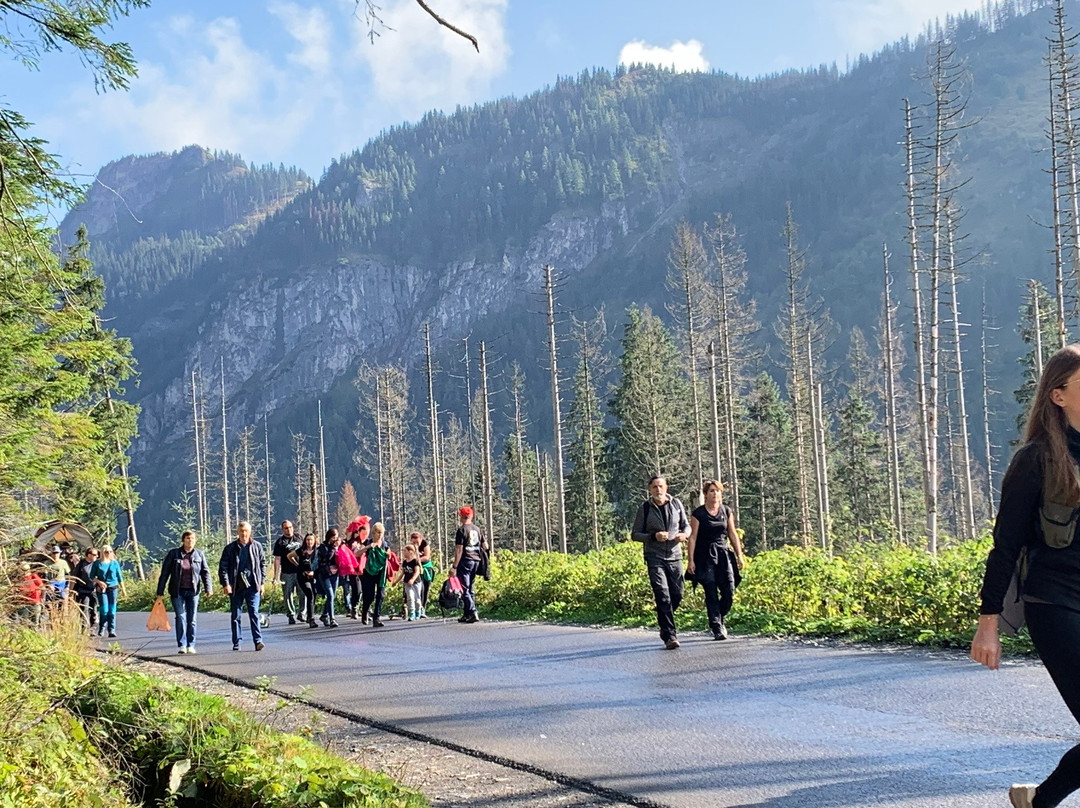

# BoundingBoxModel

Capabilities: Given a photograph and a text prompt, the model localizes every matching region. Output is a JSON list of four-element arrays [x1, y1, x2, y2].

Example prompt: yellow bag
[[147, 597, 172, 632]]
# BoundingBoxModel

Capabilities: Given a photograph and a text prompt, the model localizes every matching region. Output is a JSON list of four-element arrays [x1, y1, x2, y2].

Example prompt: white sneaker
[[177, 647, 187, 655], [186, 646, 196, 655], [1009, 784, 1037, 808]]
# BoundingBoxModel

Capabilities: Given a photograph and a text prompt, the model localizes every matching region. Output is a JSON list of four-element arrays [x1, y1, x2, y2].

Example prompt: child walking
[[395, 543, 423, 620]]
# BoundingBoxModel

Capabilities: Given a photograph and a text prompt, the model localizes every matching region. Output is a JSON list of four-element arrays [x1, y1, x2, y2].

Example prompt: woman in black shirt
[[295, 533, 319, 628], [687, 480, 746, 640], [972, 345, 1080, 808]]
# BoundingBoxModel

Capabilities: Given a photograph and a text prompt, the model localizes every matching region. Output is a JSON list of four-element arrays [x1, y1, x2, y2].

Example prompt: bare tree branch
[[414, 0, 480, 52]]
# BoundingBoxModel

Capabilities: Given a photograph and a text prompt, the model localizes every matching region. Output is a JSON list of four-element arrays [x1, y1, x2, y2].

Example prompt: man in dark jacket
[[72, 547, 99, 631], [631, 475, 690, 649], [218, 521, 267, 651], [156, 531, 213, 654]]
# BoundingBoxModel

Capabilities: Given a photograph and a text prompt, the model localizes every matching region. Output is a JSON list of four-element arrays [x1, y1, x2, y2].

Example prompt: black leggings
[[360, 574, 384, 621], [297, 576, 315, 622], [1026, 602, 1080, 808]]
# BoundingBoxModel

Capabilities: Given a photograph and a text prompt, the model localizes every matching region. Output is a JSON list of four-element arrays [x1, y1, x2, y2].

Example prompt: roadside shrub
[[472, 536, 1027, 651], [0, 625, 427, 808]]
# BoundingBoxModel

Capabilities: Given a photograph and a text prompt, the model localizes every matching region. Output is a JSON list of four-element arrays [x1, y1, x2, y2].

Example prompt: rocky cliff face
[[135, 202, 633, 457]]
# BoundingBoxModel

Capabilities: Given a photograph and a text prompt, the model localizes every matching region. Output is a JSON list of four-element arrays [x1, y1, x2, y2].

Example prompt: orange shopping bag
[[147, 597, 172, 632]]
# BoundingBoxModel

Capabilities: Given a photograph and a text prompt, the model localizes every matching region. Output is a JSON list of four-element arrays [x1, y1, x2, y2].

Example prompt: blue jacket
[[217, 540, 266, 592], [156, 547, 213, 597]]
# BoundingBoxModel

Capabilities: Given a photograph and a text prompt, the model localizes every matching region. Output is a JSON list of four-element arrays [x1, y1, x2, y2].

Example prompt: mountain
[[62, 3, 1059, 546]]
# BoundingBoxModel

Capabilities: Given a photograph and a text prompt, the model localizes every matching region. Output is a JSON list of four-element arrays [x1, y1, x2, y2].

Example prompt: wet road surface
[[108, 611, 1075, 807]]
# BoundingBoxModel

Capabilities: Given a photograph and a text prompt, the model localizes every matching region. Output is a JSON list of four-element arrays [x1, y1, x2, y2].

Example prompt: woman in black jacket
[[295, 532, 319, 628], [972, 345, 1080, 808], [316, 529, 341, 627], [155, 531, 213, 654]]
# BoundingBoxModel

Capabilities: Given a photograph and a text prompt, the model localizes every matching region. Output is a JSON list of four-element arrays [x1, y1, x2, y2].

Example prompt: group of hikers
[[14, 543, 123, 636], [153, 504, 492, 653]]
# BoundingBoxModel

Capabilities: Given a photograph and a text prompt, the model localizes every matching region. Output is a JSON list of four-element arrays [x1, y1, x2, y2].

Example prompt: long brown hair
[[1024, 344, 1080, 503]]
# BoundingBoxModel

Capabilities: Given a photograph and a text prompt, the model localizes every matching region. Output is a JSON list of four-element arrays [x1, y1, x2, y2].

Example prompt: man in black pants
[[271, 521, 302, 624], [631, 475, 690, 649]]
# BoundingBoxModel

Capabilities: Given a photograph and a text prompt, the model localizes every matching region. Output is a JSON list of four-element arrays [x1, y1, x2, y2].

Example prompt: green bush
[[473, 536, 1029, 651]]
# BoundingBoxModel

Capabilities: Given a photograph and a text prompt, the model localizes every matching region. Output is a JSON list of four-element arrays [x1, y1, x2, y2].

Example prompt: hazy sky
[[1, 0, 988, 181]]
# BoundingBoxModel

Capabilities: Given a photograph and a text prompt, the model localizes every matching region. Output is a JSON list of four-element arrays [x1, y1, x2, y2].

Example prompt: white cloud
[[349, 0, 510, 122], [618, 39, 709, 73], [270, 1, 334, 74], [825, 0, 986, 56]]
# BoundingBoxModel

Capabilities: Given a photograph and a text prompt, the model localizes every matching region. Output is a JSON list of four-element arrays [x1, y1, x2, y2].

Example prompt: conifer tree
[[609, 305, 693, 520], [832, 329, 889, 543], [565, 312, 614, 552]]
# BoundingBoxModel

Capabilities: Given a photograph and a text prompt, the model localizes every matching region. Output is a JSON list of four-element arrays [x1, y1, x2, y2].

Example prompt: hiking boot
[[1009, 784, 1037, 808], [255, 641, 265, 651], [665, 638, 680, 650]]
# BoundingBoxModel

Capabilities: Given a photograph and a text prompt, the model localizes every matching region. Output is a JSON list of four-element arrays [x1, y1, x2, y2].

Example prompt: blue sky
[[2, 0, 986, 183]]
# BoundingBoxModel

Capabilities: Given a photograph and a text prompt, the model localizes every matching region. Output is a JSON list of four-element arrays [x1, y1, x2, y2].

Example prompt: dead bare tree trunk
[[375, 380, 385, 523], [806, 336, 829, 549], [1051, 0, 1080, 336], [881, 244, 905, 542], [945, 205, 976, 540], [309, 464, 318, 539], [106, 389, 144, 579], [981, 288, 997, 521], [905, 98, 934, 552], [666, 224, 707, 496], [264, 414, 272, 551], [424, 324, 445, 554], [543, 265, 569, 552], [537, 446, 551, 553], [1049, 41, 1069, 345], [192, 370, 206, 537], [293, 433, 306, 533], [479, 341, 496, 552], [510, 368, 528, 552], [220, 359, 232, 543], [707, 342, 723, 483], [318, 400, 330, 530]]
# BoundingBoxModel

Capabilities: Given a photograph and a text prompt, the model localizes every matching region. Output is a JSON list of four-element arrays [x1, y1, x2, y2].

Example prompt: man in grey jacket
[[631, 475, 690, 649]]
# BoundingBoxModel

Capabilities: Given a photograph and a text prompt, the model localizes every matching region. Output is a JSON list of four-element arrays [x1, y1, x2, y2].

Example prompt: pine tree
[[608, 305, 694, 521], [565, 312, 614, 552]]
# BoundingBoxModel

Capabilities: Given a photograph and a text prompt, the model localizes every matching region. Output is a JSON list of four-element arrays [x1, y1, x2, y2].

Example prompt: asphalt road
[[108, 610, 1077, 808]]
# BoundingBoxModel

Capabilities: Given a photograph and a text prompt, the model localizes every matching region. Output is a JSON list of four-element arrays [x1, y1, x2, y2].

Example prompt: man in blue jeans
[[218, 521, 266, 651], [450, 506, 488, 623]]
